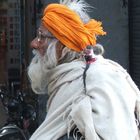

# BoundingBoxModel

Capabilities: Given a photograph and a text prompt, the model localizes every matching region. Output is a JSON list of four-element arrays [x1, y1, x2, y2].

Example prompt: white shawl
[[30, 56, 140, 140]]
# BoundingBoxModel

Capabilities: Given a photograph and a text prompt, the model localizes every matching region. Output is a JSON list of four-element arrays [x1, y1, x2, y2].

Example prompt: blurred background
[[0, 0, 140, 136]]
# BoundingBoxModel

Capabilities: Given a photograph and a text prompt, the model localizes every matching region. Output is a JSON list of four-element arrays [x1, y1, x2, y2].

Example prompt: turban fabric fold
[[42, 4, 106, 52]]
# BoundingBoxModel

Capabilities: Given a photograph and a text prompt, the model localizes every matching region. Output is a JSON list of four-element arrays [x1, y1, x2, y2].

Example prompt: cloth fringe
[[64, 94, 98, 140], [135, 100, 140, 127], [63, 94, 86, 139]]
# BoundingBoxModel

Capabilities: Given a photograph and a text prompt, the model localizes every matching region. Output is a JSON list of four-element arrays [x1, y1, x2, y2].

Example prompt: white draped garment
[[30, 56, 140, 140]]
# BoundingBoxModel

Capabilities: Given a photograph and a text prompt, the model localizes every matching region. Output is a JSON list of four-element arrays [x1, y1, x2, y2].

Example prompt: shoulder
[[87, 56, 128, 83]]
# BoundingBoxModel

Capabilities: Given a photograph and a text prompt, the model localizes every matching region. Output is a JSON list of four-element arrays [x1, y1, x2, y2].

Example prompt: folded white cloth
[[30, 56, 140, 140]]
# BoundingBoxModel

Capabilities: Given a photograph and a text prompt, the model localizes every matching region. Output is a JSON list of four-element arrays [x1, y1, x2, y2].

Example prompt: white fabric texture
[[30, 56, 140, 140]]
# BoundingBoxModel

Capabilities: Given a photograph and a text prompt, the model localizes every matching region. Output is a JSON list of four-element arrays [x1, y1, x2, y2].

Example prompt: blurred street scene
[[0, 0, 140, 138]]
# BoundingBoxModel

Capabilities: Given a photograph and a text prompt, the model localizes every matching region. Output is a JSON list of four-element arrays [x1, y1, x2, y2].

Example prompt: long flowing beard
[[28, 50, 49, 94], [28, 39, 61, 94]]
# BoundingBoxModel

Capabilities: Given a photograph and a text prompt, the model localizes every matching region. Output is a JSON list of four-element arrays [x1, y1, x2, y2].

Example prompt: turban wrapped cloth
[[42, 4, 106, 52]]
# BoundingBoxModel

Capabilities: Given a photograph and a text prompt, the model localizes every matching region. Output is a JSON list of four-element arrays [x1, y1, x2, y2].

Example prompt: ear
[[56, 41, 64, 60]]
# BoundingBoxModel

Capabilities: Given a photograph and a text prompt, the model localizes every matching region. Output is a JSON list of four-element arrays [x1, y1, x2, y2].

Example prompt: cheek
[[37, 40, 49, 56]]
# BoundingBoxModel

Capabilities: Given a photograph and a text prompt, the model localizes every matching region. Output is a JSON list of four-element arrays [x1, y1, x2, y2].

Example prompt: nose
[[30, 38, 39, 49], [30, 37, 45, 56]]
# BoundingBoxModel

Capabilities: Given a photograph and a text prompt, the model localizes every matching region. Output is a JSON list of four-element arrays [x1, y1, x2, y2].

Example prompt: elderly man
[[28, 0, 140, 140]]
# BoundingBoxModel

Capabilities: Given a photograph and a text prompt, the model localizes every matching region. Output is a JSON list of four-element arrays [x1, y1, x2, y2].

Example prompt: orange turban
[[42, 4, 106, 52]]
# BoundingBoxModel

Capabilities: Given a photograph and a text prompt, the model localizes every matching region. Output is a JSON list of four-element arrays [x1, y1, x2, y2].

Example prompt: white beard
[[28, 50, 49, 94], [28, 40, 58, 94]]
